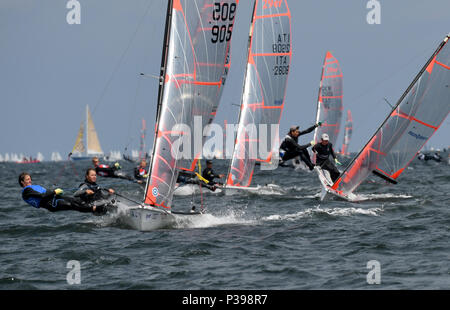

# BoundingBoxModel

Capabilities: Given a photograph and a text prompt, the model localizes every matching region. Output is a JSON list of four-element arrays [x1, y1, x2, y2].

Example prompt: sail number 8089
[[211, 2, 236, 43]]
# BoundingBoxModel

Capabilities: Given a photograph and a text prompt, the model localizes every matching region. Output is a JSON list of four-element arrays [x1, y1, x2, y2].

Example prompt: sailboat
[[70, 105, 104, 160], [122, 0, 238, 231], [317, 34, 450, 201], [339, 109, 353, 157], [313, 51, 344, 159], [225, 0, 291, 193]]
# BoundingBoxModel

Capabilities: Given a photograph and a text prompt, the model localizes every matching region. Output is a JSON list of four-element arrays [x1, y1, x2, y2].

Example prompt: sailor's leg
[[299, 149, 314, 170]]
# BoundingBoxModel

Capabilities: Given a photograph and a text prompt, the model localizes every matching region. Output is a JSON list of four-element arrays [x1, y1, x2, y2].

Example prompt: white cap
[[321, 133, 329, 141]]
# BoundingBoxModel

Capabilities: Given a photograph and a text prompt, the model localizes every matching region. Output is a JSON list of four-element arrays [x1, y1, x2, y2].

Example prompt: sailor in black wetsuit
[[279, 123, 321, 170], [74, 168, 116, 213], [19, 172, 99, 214], [312, 133, 341, 182], [92, 157, 141, 183], [202, 160, 225, 186], [177, 169, 216, 191]]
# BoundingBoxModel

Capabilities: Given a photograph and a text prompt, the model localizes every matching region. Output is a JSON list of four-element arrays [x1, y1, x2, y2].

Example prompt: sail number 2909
[[211, 2, 236, 43]]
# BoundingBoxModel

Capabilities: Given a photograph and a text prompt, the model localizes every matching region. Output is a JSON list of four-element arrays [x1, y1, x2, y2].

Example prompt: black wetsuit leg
[[298, 149, 314, 170], [281, 151, 299, 162], [42, 197, 94, 213], [318, 159, 340, 182]]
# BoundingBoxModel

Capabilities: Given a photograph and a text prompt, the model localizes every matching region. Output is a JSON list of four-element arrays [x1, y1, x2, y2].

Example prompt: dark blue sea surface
[[0, 158, 449, 289]]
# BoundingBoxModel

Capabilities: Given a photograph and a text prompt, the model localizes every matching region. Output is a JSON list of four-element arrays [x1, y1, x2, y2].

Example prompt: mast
[[85, 104, 89, 156], [144, 0, 173, 203]]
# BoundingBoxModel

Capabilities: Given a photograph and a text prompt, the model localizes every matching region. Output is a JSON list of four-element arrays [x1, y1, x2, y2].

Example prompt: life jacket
[[22, 185, 47, 208]]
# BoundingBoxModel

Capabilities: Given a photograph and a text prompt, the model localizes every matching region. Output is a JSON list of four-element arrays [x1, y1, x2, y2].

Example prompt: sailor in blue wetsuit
[[19, 172, 101, 214]]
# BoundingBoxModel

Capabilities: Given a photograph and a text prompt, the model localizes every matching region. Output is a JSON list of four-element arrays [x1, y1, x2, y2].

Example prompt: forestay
[[226, 0, 292, 187]]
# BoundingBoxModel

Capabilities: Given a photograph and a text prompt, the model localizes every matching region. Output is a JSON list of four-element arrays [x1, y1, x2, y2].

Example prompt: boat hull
[[122, 206, 203, 231], [315, 167, 359, 202], [123, 206, 176, 231]]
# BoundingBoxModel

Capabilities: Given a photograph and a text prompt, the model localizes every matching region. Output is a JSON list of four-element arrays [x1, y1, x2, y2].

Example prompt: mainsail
[[86, 105, 103, 155], [340, 109, 353, 156], [226, 0, 291, 187], [144, 0, 238, 209], [330, 34, 450, 196], [313, 51, 343, 148]]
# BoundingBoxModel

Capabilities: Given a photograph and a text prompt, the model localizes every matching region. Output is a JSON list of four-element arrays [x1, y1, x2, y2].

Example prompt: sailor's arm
[[298, 124, 317, 136]]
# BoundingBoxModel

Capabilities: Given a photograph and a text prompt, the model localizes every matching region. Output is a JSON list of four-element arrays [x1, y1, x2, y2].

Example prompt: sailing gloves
[[54, 188, 64, 195]]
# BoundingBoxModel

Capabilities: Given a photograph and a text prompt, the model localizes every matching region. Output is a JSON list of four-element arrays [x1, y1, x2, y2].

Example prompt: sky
[[0, 0, 449, 160]]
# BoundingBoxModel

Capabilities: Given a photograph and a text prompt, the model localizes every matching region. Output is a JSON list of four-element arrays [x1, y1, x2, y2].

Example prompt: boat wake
[[355, 193, 414, 201], [173, 210, 257, 229], [262, 205, 383, 222]]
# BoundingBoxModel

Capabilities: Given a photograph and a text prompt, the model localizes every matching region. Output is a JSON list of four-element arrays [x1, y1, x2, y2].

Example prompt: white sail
[[226, 0, 292, 188], [329, 34, 450, 197], [144, 0, 238, 209]]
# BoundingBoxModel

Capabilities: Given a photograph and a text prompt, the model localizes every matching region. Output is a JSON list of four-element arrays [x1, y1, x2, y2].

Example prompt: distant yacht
[[70, 105, 104, 160], [51, 152, 63, 162]]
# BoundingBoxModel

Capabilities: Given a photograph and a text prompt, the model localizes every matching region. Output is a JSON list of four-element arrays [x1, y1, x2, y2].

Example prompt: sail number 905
[[211, 2, 236, 43]]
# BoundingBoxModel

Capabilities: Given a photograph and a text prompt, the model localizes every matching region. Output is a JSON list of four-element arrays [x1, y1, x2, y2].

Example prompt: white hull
[[123, 206, 176, 231], [174, 184, 222, 196], [315, 167, 359, 202], [221, 185, 261, 195], [122, 205, 205, 231]]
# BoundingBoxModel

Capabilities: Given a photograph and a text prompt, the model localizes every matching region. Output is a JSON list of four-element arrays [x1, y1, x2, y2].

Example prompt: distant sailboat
[[70, 105, 104, 160], [225, 0, 291, 192], [122, 0, 238, 231], [313, 51, 343, 161], [317, 34, 450, 201], [51, 152, 63, 162]]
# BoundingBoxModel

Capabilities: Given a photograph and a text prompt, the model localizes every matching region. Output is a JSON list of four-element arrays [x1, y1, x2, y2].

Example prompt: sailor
[[202, 160, 225, 186], [19, 172, 100, 214], [92, 157, 140, 183], [312, 133, 341, 182], [432, 152, 442, 162], [279, 123, 321, 170], [177, 169, 216, 191], [74, 168, 116, 213], [134, 159, 148, 181]]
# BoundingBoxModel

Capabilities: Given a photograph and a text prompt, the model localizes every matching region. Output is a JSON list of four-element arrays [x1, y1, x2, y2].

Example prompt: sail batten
[[332, 34, 450, 196], [227, 0, 291, 188]]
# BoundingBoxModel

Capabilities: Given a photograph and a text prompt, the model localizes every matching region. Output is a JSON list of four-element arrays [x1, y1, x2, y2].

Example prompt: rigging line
[[91, 0, 155, 116], [124, 75, 143, 153]]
